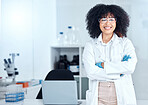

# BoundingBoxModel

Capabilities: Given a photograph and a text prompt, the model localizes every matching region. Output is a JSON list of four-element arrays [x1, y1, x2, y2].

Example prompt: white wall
[[0, 0, 56, 80], [56, 0, 148, 100], [0, 0, 33, 80], [130, 1, 148, 100], [32, 0, 57, 79]]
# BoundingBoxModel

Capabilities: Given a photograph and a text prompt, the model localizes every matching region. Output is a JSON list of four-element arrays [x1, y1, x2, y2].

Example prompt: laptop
[[42, 80, 81, 105]]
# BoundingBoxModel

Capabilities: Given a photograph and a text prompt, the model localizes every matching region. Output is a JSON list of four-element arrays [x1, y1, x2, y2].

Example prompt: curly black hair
[[86, 4, 129, 38]]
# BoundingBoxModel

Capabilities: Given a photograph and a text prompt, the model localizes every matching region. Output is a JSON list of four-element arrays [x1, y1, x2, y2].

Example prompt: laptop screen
[[42, 81, 78, 105]]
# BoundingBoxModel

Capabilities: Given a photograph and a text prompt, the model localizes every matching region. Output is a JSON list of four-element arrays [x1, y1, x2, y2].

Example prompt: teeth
[[104, 27, 111, 29]]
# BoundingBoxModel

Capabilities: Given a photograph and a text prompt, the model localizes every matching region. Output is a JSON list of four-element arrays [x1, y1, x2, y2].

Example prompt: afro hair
[[86, 4, 129, 38]]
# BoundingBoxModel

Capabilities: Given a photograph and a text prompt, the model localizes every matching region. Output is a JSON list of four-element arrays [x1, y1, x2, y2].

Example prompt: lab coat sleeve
[[83, 42, 120, 80], [105, 38, 137, 74]]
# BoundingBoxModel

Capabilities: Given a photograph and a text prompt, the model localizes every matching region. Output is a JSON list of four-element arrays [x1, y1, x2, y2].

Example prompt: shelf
[[50, 45, 87, 99], [51, 44, 84, 48]]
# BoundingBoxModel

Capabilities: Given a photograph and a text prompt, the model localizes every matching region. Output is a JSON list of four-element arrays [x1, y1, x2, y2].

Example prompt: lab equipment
[[5, 92, 24, 102], [36, 69, 74, 99], [54, 54, 79, 75], [0, 86, 7, 99], [69, 55, 79, 75], [28, 79, 42, 87], [95, 62, 103, 68], [42, 81, 80, 105], [0, 78, 6, 86], [5, 84, 24, 102], [74, 27, 80, 44], [16, 81, 29, 88], [66, 26, 77, 45], [63, 55, 70, 70], [0, 79, 7, 99], [57, 32, 64, 45], [55, 55, 70, 70], [56, 55, 67, 69], [4, 53, 19, 83], [63, 31, 68, 45]]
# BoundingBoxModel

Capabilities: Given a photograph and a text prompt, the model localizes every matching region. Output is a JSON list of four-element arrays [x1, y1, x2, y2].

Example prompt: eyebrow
[[101, 16, 115, 18], [101, 14, 115, 18]]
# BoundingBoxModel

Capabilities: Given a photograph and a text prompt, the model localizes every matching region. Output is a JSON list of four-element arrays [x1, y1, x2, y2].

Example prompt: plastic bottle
[[69, 55, 79, 75], [66, 26, 76, 45], [57, 32, 64, 45], [74, 27, 80, 45], [63, 32, 68, 45]]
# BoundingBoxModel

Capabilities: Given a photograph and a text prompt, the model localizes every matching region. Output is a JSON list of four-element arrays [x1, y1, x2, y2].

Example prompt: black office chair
[[36, 69, 74, 99]]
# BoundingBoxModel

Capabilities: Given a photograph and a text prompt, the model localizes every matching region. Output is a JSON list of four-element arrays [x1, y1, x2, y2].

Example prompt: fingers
[[95, 62, 103, 68], [122, 55, 127, 61], [122, 55, 131, 61]]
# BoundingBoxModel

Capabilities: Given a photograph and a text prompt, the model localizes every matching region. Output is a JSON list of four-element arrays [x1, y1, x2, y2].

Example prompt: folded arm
[[83, 42, 120, 81], [105, 39, 137, 75]]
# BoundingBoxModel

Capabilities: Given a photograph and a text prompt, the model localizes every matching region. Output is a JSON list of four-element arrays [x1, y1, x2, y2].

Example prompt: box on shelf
[[16, 81, 29, 88]]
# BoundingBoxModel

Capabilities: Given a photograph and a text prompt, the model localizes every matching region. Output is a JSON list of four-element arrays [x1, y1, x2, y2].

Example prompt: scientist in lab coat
[[83, 4, 137, 105]]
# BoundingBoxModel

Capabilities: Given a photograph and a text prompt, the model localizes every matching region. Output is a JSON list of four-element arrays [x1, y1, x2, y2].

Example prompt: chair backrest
[[36, 69, 74, 99], [45, 69, 74, 80]]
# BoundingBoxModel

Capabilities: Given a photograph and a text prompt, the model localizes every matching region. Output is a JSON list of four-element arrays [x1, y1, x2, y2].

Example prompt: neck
[[102, 33, 113, 43]]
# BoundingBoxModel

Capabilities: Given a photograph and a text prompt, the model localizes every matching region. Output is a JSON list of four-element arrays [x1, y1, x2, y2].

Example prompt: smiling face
[[99, 13, 116, 36]]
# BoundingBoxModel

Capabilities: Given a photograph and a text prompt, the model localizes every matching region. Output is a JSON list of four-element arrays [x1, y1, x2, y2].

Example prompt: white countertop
[[0, 99, 86, 105], [0, 99, 148, 105]]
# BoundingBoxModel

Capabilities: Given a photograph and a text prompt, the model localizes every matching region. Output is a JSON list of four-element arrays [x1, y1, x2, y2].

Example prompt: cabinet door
[[81, 77, 89, 99], [74, 77, 80, 99]]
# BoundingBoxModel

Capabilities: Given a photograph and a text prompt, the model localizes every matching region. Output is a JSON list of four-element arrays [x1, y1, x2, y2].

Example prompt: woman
[[83, 4, 137, 105]]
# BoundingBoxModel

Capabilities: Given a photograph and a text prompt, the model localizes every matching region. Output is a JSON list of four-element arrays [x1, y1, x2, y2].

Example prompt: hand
[[96, 62, 103, 69], [120, 55, 131, 77], [122, 55, 131, 61]]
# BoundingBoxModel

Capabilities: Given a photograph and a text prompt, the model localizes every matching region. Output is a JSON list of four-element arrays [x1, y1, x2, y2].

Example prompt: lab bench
[[0, 99, 86, 105]]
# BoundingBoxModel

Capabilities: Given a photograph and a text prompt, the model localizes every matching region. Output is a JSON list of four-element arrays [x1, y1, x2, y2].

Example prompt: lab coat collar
[[95, 33, 118, 45]]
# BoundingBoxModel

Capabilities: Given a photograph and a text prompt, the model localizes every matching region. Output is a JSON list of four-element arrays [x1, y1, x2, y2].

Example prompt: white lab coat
[[82, 33, 137, 105]]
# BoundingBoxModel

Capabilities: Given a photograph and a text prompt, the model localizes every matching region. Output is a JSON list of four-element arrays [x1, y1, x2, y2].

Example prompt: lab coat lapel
[[94, 33, 121, 47], [111, 34, 121, 47], [94, 33, 104, 51]]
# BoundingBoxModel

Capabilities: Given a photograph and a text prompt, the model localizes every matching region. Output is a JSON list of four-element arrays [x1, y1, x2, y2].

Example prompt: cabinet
[[50, 45, 88, 99]]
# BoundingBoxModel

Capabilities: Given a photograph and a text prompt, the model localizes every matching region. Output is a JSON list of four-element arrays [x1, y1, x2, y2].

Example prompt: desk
[[0, 99, 148, 105], [0, 99, 86, 105]]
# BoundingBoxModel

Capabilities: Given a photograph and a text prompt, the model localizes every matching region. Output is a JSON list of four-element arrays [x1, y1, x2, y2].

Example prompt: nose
[[105, 20, 110, 24]]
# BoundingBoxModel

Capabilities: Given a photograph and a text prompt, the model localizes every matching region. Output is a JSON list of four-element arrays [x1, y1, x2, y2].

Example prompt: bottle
[[69, 55, 79, 75], [74, 27, 80, 45], [57, 55, 67, 69], [57, 32, 64, 45], [66, 26, 76, 45], [76, 55, 79, 73], [76, 55, 79, 65], [63, 32, 68, 45], [54, 57, 59, 69], [63, 55, 70, 70]]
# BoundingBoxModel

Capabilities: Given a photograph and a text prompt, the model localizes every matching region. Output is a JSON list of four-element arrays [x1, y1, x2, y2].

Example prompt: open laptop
[[42, 81, 81, 105]]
